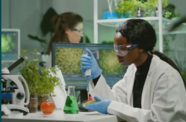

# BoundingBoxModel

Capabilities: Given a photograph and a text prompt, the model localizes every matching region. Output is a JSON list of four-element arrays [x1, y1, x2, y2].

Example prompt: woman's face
[[114, 32, 140, 67], [66, 22, 83, 43]]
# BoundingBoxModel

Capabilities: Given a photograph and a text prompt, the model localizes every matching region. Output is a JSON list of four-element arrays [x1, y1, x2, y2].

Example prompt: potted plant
[[37, 66, 61, 110], [19, 49, 61, 112]]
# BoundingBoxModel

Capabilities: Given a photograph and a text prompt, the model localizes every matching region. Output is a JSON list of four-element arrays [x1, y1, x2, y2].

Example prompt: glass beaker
[[63, 86, 79, 114]]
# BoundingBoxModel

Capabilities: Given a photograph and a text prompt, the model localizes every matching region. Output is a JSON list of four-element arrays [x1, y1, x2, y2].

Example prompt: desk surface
[[2, 110, 123, 122]]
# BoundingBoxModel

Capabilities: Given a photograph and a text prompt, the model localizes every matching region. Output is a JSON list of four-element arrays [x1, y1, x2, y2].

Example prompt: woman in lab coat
[[81, 19, 186, 122], [45, 12, 84, 103], [46, 12, 83, 68]]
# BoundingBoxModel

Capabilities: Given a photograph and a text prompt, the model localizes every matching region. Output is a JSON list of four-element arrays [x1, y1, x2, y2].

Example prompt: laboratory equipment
[[114, 44, 138, 56], [78, 96, 95, 112], [64, 86, 79, 114], [82, 96, 97, 107], [1, 105, 11, 115], [83, 51, 91, 92], [1, 29, 20, 62], [1, 57, 30, 115], [39, 52, 49, 67], [85, 96, 111, 114]]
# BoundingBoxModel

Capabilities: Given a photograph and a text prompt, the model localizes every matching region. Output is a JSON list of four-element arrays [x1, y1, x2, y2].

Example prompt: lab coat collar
[[130, 54, 160, 76], [127, 55, 161, 107]]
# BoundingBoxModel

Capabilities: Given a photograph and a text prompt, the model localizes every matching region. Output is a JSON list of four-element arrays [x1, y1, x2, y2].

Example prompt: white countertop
[[2, 110, 123, 122]]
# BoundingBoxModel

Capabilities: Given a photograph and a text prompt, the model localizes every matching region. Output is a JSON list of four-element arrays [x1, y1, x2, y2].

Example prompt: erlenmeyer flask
[[63, 86, 79, 114]]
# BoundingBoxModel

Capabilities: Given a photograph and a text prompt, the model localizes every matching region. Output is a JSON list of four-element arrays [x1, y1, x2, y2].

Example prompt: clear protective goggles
[[114, 44, 138, 56], [72, 28, 83, 35]]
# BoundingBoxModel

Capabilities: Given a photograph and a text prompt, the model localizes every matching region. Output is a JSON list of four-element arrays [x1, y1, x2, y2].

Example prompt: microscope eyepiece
[[8, 57, 25, 72]]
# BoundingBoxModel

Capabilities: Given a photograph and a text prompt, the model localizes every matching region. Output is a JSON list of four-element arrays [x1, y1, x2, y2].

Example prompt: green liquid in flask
[[64, 96, 79, 114]]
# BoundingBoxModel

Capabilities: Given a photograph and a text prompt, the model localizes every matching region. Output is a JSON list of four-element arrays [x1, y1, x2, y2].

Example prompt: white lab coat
[[89, 55, 186, 122]]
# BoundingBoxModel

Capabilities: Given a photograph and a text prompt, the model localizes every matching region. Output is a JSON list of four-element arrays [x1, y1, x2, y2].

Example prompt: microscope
[[1, 57, 30, 115]]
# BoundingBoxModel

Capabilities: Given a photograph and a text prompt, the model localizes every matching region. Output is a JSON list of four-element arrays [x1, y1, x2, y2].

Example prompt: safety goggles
[[114, 44, 138, 56], [71, 28, 83, 35]]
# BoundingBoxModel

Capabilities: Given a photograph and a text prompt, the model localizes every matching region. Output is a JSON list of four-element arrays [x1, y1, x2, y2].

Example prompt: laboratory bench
[[1, 110, 124, 122]]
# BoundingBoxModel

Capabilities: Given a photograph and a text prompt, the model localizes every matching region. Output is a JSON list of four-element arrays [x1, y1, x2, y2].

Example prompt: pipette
[[84, 51, 91, 98]]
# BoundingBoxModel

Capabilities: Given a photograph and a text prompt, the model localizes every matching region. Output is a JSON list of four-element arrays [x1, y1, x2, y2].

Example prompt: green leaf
[[34, 49, 37, 52], [22, 50, 27, 54], [28, 35, 47, 44]]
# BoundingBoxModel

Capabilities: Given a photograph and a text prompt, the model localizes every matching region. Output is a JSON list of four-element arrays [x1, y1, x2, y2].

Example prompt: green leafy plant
[[115, 0, 169, 17], [145, 0, 169, 9], [101, 41, 114, 44], [164, 11, 172, 18], [37, 67, 61, 96], [163, 4, 180, 19], [115, 0, 146, 17], [19, 49, 61, 97]]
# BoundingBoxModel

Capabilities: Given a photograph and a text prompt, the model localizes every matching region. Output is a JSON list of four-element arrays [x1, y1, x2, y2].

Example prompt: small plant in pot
[[37, 66, 61, 110], [19, 49, 61, 112]]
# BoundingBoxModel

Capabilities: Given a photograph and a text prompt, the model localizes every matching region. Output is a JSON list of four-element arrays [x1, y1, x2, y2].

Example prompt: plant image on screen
[[99, 49, 124, 74], [55, 48, 83, 74], [1, 34, 16, 53]]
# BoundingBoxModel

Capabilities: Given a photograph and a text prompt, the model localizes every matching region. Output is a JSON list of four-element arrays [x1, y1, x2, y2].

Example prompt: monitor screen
[[1, 29, 20, 62], [52, 43, 127, 90]]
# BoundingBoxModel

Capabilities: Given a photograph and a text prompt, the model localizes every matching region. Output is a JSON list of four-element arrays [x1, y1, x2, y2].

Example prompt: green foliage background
[[55, 48, 83, 74], [99, 49, 124, 74], [115, 0, 169, 17], [1, 34, 15, 52]]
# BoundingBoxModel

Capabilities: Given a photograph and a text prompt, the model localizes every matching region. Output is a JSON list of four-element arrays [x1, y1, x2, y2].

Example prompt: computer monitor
[[1, 29, 20, 62], [52, 43, 127, 90]]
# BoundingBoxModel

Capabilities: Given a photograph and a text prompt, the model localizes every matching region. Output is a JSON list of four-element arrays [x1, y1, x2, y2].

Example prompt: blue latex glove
[[85, 96, 111, 114], [81, 48, 102, 79]]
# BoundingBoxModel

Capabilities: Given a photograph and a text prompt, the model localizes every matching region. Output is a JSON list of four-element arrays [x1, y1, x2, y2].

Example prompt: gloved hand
[[81, 48, 102, 79], [85, 96, 111, 114]]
